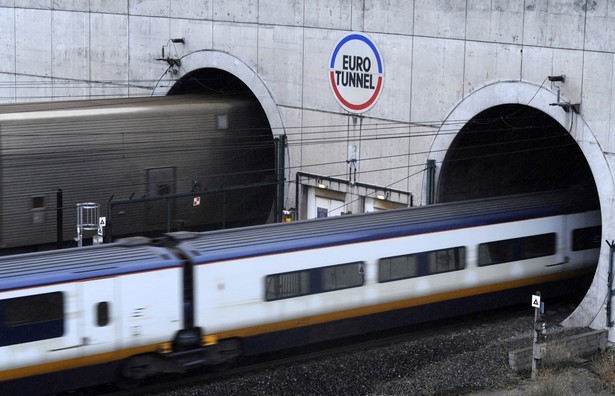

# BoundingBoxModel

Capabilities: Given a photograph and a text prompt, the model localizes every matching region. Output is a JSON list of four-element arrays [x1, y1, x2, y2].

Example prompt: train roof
[[0, 240, 182, 292], [0, 94, 254, 122], [172, 189, 600, 264]]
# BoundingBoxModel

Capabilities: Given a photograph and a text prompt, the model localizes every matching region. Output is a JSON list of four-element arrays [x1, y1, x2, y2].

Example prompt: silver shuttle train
[[0, 95, 275, 253]]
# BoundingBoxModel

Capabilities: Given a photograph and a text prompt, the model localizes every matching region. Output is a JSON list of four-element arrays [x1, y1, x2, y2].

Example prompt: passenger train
[[0, 190, 601, 394], [0, 94, 275, 253]]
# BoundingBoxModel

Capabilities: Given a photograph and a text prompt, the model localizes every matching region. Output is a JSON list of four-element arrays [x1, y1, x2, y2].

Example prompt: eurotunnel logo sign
[[329, 33, 384, 113]]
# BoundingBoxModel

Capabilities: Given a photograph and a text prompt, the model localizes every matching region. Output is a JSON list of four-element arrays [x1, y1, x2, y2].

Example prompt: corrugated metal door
[[146, 167, 176, 225]]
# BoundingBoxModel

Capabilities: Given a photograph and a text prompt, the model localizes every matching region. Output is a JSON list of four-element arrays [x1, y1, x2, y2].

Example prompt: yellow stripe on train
[[211, 268, 590, 340]]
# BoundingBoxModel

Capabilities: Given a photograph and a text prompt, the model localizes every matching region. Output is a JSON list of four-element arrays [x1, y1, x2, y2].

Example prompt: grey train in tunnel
[[0, 94, 276, 253]]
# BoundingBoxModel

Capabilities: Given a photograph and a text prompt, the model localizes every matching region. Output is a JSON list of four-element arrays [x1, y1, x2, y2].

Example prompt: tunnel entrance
[[164, 68, 277, 228], [437, 104, 598, 203], [167, 68, 254, 96]]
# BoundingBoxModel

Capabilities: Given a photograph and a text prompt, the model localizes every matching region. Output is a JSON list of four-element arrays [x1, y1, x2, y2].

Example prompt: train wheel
[[115, 367, 142, 390], [114, 355, 153, 389]]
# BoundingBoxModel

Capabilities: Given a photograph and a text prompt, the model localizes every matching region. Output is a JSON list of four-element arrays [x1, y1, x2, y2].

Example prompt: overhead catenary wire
[[0, 114, 577, 177], [0, 91, 580, 217], [0, 135, 580, 212], [0, 107, 568, 153]]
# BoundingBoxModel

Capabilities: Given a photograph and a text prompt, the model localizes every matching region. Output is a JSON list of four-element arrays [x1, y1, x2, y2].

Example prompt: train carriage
[[0, 95, 275, 252], [0, 239, 184, 394], [0, 190, 602, 394], [175, 190, 600, 355]]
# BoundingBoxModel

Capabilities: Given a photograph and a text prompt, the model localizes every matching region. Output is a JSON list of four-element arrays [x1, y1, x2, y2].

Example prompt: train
[[0, 94, 275, 253], [0, 190, 601, 395]]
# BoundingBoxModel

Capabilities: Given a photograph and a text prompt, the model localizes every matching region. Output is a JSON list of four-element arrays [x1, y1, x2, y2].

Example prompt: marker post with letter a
[[531, 291, 546, 379]]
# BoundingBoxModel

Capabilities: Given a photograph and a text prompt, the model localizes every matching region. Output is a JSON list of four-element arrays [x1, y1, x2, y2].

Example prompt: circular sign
[[329, 33, 384, 113]]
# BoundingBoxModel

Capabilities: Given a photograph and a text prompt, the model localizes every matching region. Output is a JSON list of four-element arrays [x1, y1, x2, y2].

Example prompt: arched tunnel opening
[[437, 104, 598, 203], [166, 68, 277, 227], [168, 68, 256, 96], [437, 104, 601, 303]]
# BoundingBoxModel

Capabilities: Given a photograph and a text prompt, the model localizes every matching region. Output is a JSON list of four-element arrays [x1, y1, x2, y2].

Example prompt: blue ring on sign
[[329, 33, 383, 73]]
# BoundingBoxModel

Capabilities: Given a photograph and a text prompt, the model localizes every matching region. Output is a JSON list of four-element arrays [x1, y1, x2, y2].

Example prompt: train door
[[146, 167, 177, 225], [80, 278, 117, 357], [561, 215, 568, 260]]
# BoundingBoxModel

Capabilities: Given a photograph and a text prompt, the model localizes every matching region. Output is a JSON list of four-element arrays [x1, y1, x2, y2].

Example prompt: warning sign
[[193, 196, 201, 207], [531, 294, 541, 308]]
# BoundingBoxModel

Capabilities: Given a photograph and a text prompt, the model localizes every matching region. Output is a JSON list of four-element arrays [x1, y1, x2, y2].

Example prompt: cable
[[326, 166, 429, 214], [0, 95, 587, 212]]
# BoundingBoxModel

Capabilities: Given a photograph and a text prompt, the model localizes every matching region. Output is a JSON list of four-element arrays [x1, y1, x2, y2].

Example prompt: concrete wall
[[508, 329, 608, 373], [4, 1, 613, 204], [2, 1, 615, 338]]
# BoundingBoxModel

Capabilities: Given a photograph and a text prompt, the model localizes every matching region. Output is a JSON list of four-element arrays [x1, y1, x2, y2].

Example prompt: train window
[[0, 292, 64, 346], [265, 262, 366, 301], [479, 239, 514, 265], [379, 247, 465, 282], [31, 195, 46, 224], [32, 196, 45, 209], [265, 270, 310, 301], [478, 233, 556, 266], [157, 184, 171, 196], [96, 302, 110, 327], [427, 247, 466, 274], [520, 233, 556, 259], [321, 262, 364, 292], [572, 226, 602, 251], [379, 254, 419, 282], [217, 114, 229, 129]]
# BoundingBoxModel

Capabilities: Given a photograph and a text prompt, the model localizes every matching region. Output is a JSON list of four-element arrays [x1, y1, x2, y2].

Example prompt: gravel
[[155, 305, 608, 396]]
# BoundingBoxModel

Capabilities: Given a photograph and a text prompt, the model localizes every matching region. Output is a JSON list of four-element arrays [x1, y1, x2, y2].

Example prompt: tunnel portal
[[437, 104, 598, 203]]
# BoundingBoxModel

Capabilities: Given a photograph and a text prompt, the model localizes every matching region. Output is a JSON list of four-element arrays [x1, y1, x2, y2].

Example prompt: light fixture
[[317, 179, 328, 189], [376, 190, 389, 200], [547, 74, 580, 113], [156, 38, 186, 74]]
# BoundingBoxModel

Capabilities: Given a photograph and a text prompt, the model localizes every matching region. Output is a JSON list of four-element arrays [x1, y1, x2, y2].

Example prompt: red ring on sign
[[329, 72, 383, 112]]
